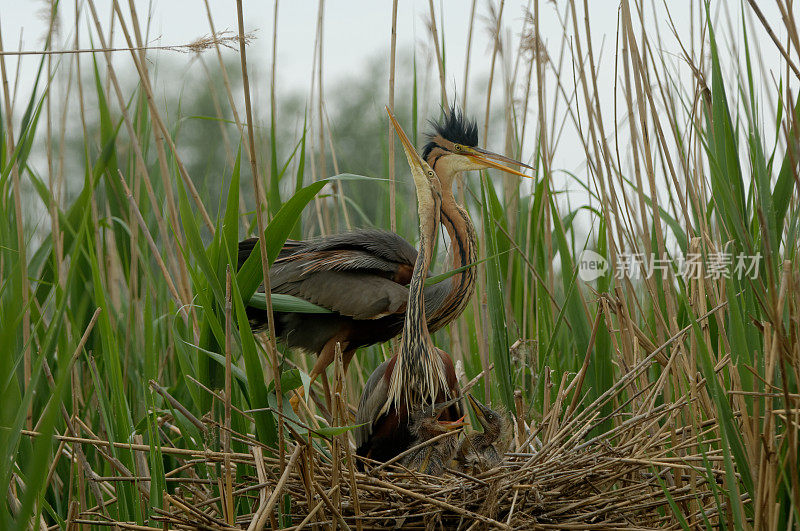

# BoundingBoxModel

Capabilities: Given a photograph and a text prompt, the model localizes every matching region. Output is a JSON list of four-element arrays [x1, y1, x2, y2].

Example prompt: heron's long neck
[[402, 196, 440, 347], [384, 190, 445, 414], [428, 178, 478, 331]]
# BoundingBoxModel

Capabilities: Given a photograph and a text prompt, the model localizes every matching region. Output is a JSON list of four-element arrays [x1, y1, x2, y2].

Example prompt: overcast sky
[[1, 1, 795, 194], [4, 1, 531, 98]]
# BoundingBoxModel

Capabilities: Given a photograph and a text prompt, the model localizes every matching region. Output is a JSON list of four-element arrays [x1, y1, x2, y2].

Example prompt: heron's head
[[409, 397, 465, 437], [422, 107, 533, 186], [387, 107, 442, 210], [466, 394, 504, 435]]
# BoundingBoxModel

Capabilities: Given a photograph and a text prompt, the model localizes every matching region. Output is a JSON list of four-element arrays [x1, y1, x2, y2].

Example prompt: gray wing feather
[[300, 229, 417, 265], [275, 271, 408, 319], [280, 249, 406, 275], [354, 359, 390, 448], [421, 278, 451, 319]]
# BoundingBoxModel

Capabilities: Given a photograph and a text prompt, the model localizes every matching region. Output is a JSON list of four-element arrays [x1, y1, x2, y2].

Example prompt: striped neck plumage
[[384, 185, 447, 414], [428, 185, 477, 330], [424, 155, 478, 332]]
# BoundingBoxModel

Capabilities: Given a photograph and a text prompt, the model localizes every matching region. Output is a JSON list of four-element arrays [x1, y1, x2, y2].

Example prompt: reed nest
[[64, 340, 731, 530]]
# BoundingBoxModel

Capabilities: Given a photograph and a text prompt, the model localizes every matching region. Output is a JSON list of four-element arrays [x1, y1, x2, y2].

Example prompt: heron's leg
[[289, 334, 349, 413], [342, 349, 358, 372]]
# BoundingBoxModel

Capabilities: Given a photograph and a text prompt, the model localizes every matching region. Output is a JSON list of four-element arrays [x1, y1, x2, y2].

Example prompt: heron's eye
[[427, 170, 435, 178], [454, 144, 463, 152]]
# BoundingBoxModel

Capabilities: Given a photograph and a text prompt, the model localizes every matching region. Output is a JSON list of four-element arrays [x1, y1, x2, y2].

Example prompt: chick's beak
[[438, 414, 466, 431], [467, 394, 489, 428], [466, 146, 534, 178]]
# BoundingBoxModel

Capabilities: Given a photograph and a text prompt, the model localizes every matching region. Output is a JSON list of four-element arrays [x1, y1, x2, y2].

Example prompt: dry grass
[[59, 343, 726, 530]]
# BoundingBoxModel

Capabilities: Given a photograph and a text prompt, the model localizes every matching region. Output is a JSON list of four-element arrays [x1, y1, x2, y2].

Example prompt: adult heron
[[239, 108, 532, 404], [353, 109, 462, 464]]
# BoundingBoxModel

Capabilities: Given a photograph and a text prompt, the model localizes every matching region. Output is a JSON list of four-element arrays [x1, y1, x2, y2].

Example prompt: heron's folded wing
[[237, 238, 258, 269], [354, 360, 390, 449], [276, 271, 409, 319], [297, 229, 417, 265], [275, 248, 412, 278], [240, 229, 417, 270], [237, 237, 304, 269]]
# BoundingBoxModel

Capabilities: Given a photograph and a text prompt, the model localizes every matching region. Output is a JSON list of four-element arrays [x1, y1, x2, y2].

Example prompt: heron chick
[[401, 399, 465, 476], [457, 394, 509, 473]]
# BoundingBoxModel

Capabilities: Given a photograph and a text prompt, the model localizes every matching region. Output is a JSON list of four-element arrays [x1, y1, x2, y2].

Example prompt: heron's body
[[239, 108, 530, 401], [238, 227, 458, 363], [355, 110, 464, 466], [354, 353, 460, 463]]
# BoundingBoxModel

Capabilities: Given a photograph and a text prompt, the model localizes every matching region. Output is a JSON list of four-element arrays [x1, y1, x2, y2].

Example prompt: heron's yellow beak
[[465, 146, 534, 179], [386, 106, 426, 170]]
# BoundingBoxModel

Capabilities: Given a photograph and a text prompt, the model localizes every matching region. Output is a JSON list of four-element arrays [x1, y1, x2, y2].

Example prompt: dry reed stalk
[[234, 0, 286, 472], [461, 0, 478, 109], [513, 389, 526, 449], [483, 0, 505, 148], [746, 0, 800, 80], [500, 52, 519, 318], [427, 0, 448, 108], [566, 309, 603, 418], [248, 445, 303, 530], [534, 0, 561, 325], [340, 409, 362, 531], [330, 345, 344, 529], [43, 1, 62, 317], [388, 0, 398, 233], [516, 9, 541, 345], [63, 339, 728, 528], [64, 500, 79, 531], [271, 0, 280, 166], [774, 261, 800, 512], [223, 268, 234, 525], [308, 0, 330, 236], [0, 33, 253, 57]]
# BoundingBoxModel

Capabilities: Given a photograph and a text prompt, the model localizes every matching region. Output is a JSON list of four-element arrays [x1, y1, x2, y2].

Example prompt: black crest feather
[[422, 106, 479, 159]]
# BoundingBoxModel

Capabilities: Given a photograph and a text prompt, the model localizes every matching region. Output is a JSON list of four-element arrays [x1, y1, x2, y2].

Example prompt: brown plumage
[[457, 394, 509, 473], [238, 108, 532, 399]]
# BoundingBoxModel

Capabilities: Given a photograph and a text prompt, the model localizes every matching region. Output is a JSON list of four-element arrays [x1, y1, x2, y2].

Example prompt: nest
[[65, 346, 730, 530]]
